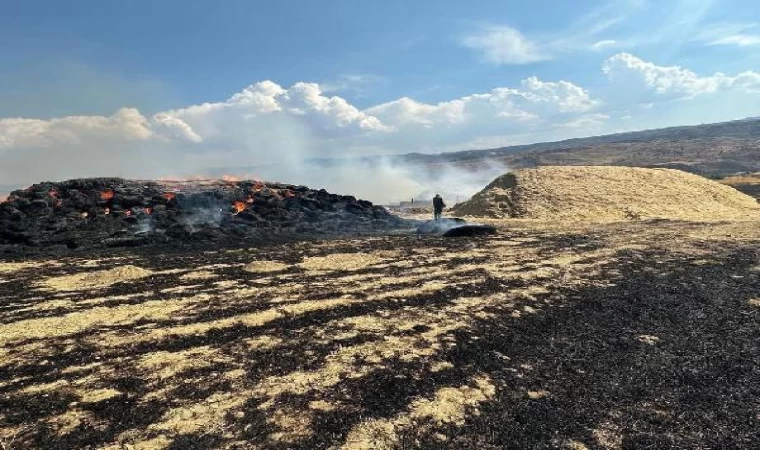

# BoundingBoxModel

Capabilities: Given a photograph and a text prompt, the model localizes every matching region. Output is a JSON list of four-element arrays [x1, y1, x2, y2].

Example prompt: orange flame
[[232, 201, 246, 214], [101, 190, 114, 201], [222, 175, 242, 182], [251, 182, 265, 192], [1, 195, 9, 203], [144, 207, 153, 215], [125, 210, 132, 217], [163, 192, 176, 201], [104, 207, 110, 215]]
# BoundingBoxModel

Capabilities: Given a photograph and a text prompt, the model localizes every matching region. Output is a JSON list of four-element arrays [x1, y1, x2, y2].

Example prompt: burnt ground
[[1, 219, 760, 449]]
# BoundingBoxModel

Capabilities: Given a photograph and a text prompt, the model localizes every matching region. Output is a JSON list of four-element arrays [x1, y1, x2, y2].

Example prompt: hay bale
[[452, 166, 760, 221]]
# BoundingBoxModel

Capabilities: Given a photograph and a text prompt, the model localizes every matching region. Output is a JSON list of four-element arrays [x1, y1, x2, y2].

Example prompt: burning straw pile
[[0, 177, 406, 250]]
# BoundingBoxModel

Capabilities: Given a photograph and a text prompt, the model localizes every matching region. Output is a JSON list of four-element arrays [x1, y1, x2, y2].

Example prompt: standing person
[[433, 194, 445, 220]]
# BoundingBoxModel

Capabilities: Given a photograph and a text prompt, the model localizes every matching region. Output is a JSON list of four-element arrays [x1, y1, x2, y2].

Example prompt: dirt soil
[[2, 219, 760, 449], [452, 166, 760, 222]]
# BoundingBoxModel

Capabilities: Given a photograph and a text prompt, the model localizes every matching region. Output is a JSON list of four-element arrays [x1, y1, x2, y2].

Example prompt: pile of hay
[[42, 265, 153, 291], [452, 166, 760, 221]]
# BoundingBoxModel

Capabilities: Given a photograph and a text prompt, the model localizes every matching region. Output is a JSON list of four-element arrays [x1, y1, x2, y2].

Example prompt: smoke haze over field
[[204, 158, 510, 205], [2, 52, 759, 203], [0, 96, 510, 204], [0, 79, 519, 204]]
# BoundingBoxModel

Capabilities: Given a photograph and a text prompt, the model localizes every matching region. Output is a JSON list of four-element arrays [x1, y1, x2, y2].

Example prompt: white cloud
[[602, 53, 760, 98], [460, 1, 647, 64], [365, 97, 465, 127], [504, 1, 756, 57], [496, 110, 537, 121], [461, 16, 623, 64], [708, 34, 760, 47], [519, 77, 599, 112], [367, 77, 597, 129], [0, 108, 156, 150], [163, 80, 392, 142], [461, 2, 756, 67], [150, 113, 203, 143], [461, 26, 548, 65], [590, 39, 618, 50], [693, 22, 760, 47]]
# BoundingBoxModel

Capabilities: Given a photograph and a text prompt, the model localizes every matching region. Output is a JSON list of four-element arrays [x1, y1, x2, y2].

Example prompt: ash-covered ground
[[2, 219, 760, 449]]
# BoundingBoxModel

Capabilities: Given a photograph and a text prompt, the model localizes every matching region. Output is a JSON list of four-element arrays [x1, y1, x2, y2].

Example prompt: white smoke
[[267, 158, 508, 205], [135, 212, 155, 234], [0, 80, 532, 202], [179, 208, 225, 231]]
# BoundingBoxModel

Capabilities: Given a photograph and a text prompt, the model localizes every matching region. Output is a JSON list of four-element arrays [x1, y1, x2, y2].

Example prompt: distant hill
[[222, 117, 760, 179], [394, 117, 760, 177]]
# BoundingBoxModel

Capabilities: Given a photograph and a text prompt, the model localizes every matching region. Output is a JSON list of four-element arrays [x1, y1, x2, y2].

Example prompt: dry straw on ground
[[243, 260, 289, 273], [40, 265, 153, 291], [453, 166, 760, 221], [3, 197, 760, 449]]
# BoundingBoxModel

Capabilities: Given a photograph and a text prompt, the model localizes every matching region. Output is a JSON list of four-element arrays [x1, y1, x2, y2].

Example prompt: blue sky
[[1, 0, 608, 113], [1, 0, 759, 188]]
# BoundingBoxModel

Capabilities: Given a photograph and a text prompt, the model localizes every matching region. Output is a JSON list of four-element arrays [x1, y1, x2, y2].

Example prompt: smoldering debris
[[0, 177, 408, 250], [416, 218, 497, 237]]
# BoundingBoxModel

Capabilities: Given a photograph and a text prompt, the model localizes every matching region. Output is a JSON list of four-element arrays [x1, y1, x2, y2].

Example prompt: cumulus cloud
[[367, 77, 597, 129], [365, 97, 466, 127], [602, 53, 760, 98], [150, 113, 203, 143], [164, 80, 391, 138], [0, 108, 155, 150]]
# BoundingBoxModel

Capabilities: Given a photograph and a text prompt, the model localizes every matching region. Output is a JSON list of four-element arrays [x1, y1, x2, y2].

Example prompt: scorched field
[[2, 219, 760, 449]]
